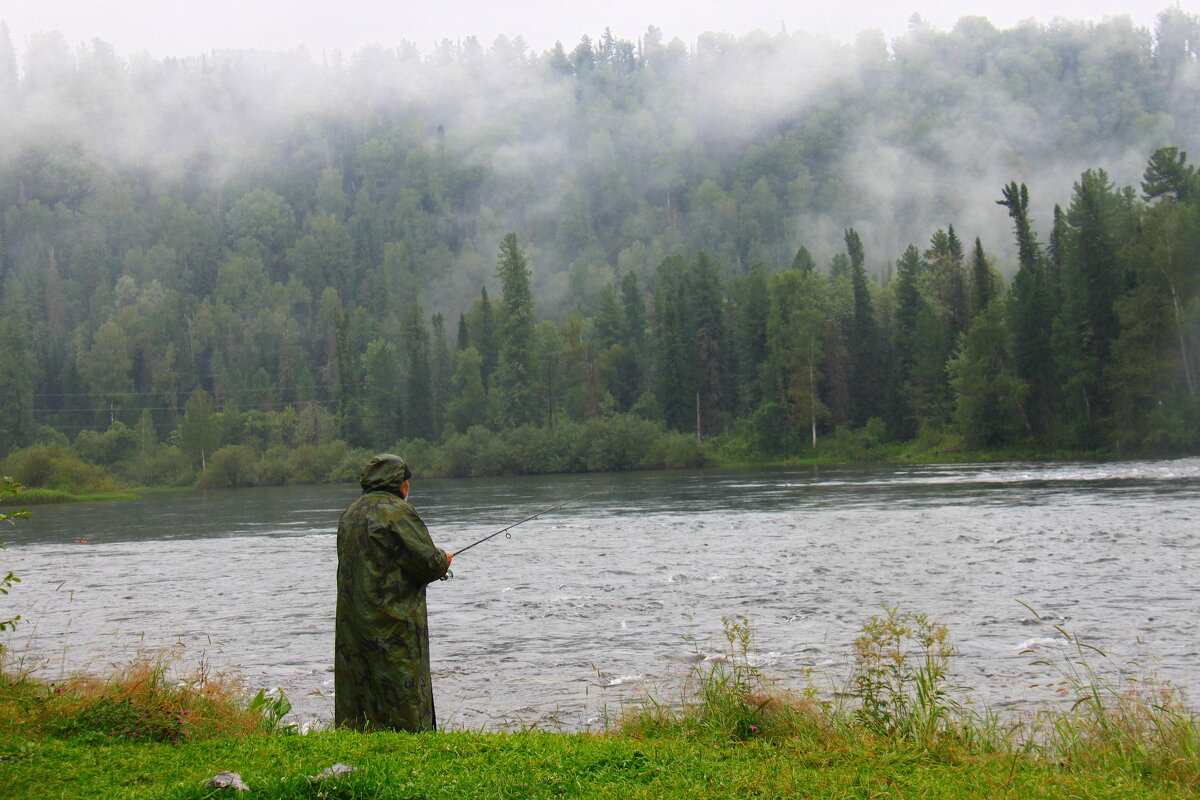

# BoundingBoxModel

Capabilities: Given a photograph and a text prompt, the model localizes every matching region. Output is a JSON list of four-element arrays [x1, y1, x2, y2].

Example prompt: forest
[[0, 8, 1197, 490]]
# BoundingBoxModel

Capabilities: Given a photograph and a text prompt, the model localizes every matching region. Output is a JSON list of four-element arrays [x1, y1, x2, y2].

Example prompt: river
[[2, 459, 1197, 731]]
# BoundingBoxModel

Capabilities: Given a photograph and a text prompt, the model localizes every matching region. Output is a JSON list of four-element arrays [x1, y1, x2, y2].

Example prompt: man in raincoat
[[335, 453, 452, 732]]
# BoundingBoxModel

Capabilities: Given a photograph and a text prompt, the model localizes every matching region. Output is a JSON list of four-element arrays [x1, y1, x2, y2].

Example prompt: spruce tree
[[887, 245, 923, 440], [969, 237, 993, 317], [361, 339, 400, 443], [402, 303, 435, 440], [477, 286, 498, 386], [999, 182, 1055, 436], [689, 252, 726, 440], [845, 228, 883, 426], [490, 233, 537, 428], [430, 313, 452, 435], [653, 255, 694, 432]]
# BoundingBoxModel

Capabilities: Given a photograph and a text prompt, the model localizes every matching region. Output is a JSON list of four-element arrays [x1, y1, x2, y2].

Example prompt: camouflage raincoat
[[335, 454, 449, 732]]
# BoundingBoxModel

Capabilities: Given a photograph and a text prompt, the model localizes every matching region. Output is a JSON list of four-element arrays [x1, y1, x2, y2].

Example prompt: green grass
[[1, 613, 1196, 799], [2, 726, 1191, 800], [0, 488, 142, 506]]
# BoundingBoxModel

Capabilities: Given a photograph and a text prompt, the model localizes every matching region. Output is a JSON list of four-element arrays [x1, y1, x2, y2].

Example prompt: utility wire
[[33, 384, 337, 399]]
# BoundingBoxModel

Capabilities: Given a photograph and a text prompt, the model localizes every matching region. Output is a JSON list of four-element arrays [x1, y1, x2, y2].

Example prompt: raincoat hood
[[359, 453, 412, 494]]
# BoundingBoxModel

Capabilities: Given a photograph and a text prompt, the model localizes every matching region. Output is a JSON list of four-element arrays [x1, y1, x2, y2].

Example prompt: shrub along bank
[[2, 407, 1108, 505], [1, 414, 712, 499]]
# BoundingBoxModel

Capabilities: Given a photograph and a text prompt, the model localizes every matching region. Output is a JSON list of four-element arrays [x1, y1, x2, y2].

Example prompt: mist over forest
[[0, 8, 1198, 486]]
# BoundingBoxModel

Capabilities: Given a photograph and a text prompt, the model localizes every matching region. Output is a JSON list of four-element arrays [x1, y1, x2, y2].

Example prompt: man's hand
[[446, 552, 454, 568]]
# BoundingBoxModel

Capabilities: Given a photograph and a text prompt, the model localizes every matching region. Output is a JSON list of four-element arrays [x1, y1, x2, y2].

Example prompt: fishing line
[[452, 490, 604, 557]]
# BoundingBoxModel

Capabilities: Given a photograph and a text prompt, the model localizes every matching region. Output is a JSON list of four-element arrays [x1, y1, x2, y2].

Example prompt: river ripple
[[2, 459, 1197, 730]]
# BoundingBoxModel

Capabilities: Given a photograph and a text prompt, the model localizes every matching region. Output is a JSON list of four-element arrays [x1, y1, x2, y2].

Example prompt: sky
[[0, 0, 1187, 59]]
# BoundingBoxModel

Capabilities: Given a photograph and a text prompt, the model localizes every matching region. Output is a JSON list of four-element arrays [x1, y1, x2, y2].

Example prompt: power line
[[33, 384, 337, 399], [33, 399, 330, 413]]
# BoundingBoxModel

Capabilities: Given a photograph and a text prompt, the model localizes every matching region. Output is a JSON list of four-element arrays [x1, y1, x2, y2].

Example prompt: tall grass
[[1018, 605, 1200, 788], [617, 616, 825, 741], [0, 646, 285, 744], [617, 610, 1199, 792], [3, 608, 1196, 793]]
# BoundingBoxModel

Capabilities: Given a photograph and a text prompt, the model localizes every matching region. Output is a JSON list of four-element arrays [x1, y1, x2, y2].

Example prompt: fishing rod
[[452, 491, 604, 557]]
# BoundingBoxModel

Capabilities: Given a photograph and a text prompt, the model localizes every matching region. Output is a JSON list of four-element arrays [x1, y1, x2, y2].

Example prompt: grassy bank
[[3, 726, 1188, 800], [0, 487, 143, 506], [2, 613, 1196, 799], [9, 412, 1179, 505]]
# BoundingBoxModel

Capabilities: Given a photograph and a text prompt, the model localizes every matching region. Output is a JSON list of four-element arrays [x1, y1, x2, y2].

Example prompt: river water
[[2, 459, 1197, 731]]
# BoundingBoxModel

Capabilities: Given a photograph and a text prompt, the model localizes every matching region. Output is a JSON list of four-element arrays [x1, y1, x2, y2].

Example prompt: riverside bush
[[645, 431, 709, 469], [1, 444, 122, 494], [73, 422, 139, 467], [584, 415, 661, 471], [196, 445, 260, 488]]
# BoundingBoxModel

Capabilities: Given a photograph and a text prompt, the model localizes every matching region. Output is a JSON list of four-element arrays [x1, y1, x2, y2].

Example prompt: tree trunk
[[1169, 281, 1197, 397]]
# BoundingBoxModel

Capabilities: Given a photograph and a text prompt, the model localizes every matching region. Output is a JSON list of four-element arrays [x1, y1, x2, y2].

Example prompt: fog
[[0, 9, 1197, 310], [0, 1, 1171, 58]]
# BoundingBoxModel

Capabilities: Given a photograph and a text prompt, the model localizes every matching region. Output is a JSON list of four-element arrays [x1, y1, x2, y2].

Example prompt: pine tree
[[653, 255, 694, 432], [887, 245, 923, 440], [845, 228, 883, 426], [430, 313, 452, 435], [456, 313, 470, 352], [969, 237, 994, 317], [477, 286, 498, 386], [731, 265, 769, 416], [949, 302, 1030, 447], [402, 303, 435, 440], [1141, 146, 1197, 202], [446, 348, 488, 432], [999, 182, 1054, 436], [1055, 169, 1128, 446], [791, 246, 816, 273], [614, 271, 646, 411], [490, 233, 537, 428], [689, 252, 726, 440], [361, 339, 400, 443], [0, 317, 35, 451]]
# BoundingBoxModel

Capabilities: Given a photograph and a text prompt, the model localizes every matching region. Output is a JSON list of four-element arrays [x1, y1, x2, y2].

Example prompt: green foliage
[[195, 445, 260, 488], [491, 233, 538, 428], [850, 607, 961, 746], [948, 302, 1030, 448], [1, 445, 121, 493], [51, 695, 191, 744], [1019, 604, 1200, 788], [619, 617, 821, 742], [2, 23, 1200, 480], [246, 688, 296, 734], [583, 415, 661, 471], [1, 476, 28, 632], [73, 422, 138, 466], [1, 649, 277, 745], [645, 432, 710, 470]]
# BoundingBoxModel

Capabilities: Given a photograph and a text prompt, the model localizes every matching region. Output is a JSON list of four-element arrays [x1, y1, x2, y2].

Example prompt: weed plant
[[849, 606, 964, 745]]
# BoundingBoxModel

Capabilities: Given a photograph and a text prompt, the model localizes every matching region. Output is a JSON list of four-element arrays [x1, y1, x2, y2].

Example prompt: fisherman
[[335, 453, 452, 732]]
